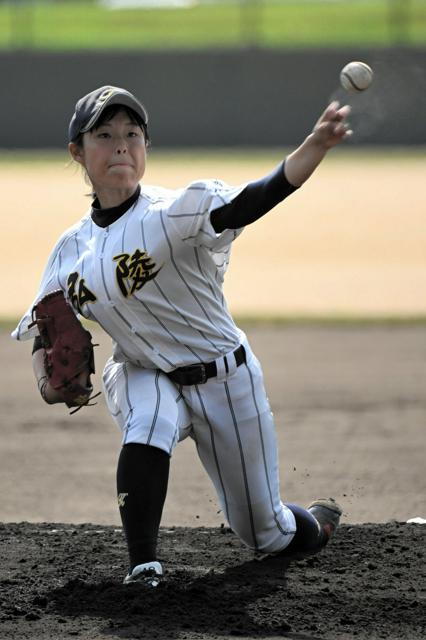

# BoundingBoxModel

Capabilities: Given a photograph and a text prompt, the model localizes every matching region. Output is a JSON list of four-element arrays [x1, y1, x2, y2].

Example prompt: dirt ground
[[1, 521, 425, 640], [1, 151, 426, 318], [1, 323, 426, 639], [1, 150, 425, 638]]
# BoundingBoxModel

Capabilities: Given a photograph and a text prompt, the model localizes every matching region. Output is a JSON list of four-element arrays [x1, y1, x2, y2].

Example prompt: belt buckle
[[198, 363, 207, 384]]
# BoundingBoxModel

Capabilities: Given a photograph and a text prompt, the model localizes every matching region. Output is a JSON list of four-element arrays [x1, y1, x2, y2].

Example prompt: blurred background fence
[[0, 1, 425, 147]]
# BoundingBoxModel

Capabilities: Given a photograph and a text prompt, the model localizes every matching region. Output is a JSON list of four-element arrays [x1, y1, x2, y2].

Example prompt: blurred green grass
[[1, 1, 425, 50]]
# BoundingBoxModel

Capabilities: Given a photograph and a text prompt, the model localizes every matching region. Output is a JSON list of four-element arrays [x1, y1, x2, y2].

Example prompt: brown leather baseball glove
[[30, 290, 99, 413]]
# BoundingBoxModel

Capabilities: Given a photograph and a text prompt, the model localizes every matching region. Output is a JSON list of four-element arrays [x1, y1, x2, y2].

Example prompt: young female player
[[13, 86, 351, 586]]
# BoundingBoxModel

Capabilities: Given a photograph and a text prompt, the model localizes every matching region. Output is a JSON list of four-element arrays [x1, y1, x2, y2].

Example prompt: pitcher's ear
[[68, 142, 85, 166]]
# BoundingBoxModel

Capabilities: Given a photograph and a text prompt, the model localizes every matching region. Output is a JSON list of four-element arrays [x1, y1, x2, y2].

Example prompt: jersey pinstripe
[[12, 178, 247, 370]]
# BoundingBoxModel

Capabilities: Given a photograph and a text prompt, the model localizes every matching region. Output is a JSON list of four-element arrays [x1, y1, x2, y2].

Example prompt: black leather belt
[[167, 345, 246, 386]]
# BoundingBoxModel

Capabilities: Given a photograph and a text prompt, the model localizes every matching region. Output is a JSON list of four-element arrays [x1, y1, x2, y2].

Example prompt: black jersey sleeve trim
[[210, 160, 299, 233]]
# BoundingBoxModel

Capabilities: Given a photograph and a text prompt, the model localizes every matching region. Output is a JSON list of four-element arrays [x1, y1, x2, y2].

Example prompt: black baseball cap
[[68, 85, 148, 142]]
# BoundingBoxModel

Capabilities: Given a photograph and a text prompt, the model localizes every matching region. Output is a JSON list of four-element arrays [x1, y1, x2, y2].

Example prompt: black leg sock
[[116, 443, 170, 571], [281, 503, 328, 556]]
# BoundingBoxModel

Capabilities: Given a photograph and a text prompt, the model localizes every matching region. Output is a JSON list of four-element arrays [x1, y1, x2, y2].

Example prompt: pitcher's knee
[[229, 503, 297, 554], [254, 528, 296, 555]]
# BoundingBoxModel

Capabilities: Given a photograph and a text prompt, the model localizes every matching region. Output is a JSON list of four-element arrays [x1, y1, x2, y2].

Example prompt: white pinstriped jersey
[[12, 178, 248, 371], [12, 173, 300, 554]]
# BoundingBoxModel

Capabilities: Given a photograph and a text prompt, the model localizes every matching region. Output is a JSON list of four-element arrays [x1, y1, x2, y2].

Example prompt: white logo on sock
[[117, 492, 129, 508]]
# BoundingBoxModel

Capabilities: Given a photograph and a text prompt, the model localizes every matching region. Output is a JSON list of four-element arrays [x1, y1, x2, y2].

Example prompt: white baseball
[[340, 61, 373, 92]]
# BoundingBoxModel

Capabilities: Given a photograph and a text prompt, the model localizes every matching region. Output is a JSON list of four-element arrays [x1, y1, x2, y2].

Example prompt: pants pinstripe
[[103, 341, 296, 554]]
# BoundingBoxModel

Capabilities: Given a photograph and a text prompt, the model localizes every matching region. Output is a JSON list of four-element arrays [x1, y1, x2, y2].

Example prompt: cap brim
[[80, 93, 148, 133]]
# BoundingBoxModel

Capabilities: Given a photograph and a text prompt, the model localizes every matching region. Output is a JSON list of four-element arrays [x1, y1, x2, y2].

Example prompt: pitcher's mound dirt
[[0, 522, 424, 640]]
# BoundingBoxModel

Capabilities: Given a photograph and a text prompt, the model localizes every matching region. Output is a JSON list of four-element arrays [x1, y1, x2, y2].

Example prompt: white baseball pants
[[103, 340, 296, 554]]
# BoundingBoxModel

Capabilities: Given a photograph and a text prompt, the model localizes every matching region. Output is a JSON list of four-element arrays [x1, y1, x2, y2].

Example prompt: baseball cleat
[[307, 498, 342, 541], [123, 560, 163, 587]]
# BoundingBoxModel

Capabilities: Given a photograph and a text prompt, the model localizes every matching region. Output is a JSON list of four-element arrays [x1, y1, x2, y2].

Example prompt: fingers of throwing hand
[[332, 120, 350, 137], [315, 101, 352, 147], [319, 101, 351, 126], [335, 104, 351, 124]]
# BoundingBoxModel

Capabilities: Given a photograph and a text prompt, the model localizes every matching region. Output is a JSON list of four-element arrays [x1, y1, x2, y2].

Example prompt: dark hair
[[73, 104, 150, 149]]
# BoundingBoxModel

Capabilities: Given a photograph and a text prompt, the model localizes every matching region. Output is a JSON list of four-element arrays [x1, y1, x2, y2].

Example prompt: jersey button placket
[[93, 226, 110, 308]]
